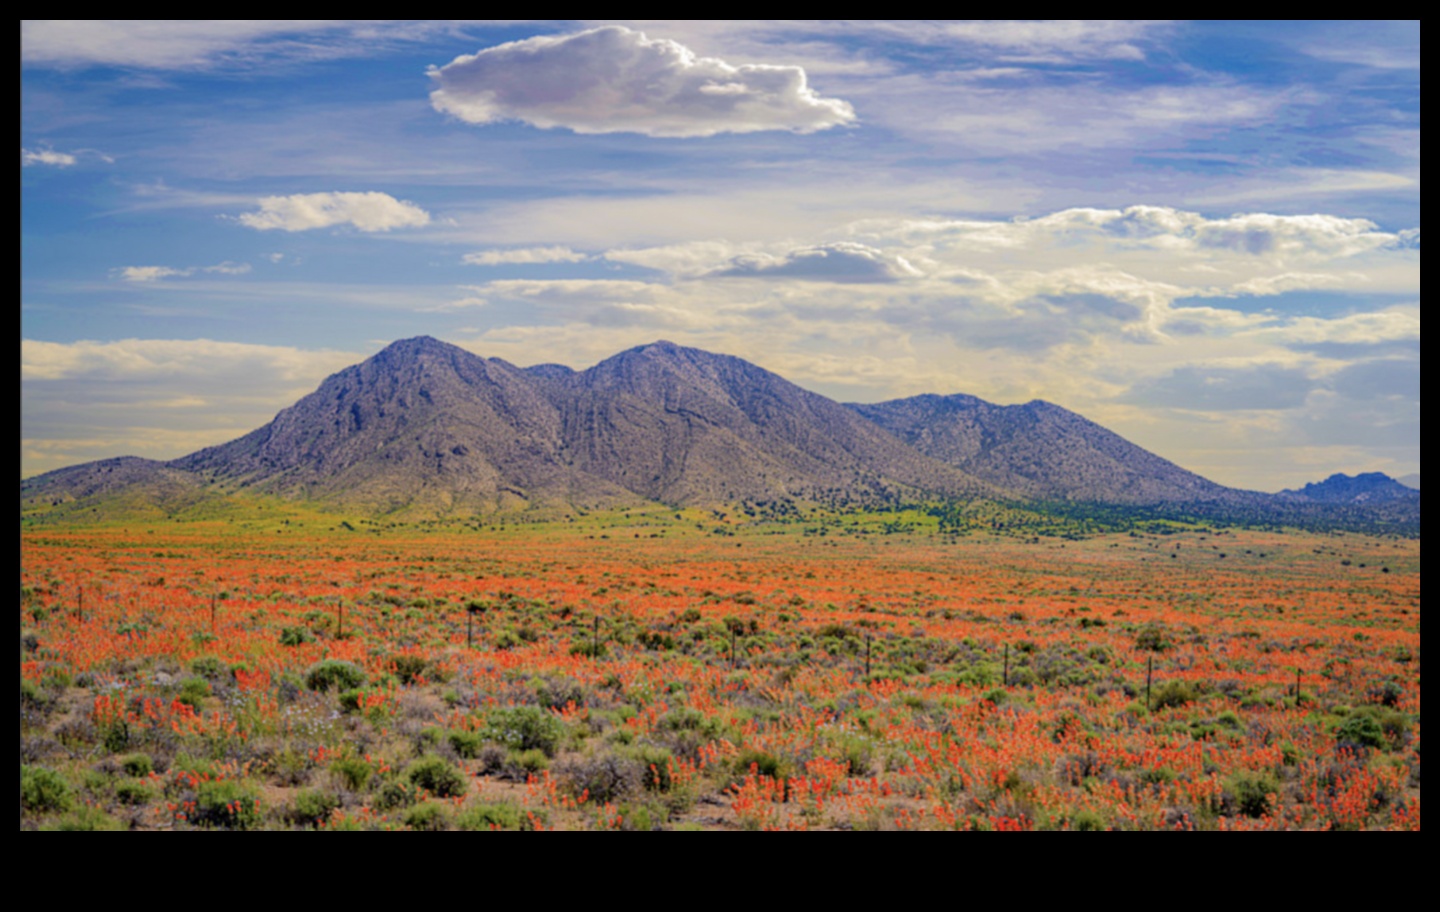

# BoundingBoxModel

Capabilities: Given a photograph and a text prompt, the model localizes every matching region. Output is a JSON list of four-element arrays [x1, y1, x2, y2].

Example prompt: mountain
[[19, 337, 1419, 530], [847, 394, 1248, 505], [1281, 473, 1421, 505], [533, 341, 998, 504], [167, 336, 632, 513]]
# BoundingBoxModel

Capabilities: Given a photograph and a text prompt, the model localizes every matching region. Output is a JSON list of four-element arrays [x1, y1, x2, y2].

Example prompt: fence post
[[1146, 655, 1153, 713]]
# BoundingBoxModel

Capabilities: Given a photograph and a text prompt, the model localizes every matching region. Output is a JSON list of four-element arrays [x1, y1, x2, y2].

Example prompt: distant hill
[[1399, 474, 1420, 490], [19, 337, 1421, 531], [848, 394, 1255, 506], [1281, 473, 1422, 505]]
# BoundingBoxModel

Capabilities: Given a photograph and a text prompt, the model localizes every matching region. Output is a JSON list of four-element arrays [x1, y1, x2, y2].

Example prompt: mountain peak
[[1283, 472, 1418, 504]]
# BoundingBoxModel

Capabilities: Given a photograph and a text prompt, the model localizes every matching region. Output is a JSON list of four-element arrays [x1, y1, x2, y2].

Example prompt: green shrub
[[1226, 770, 1280, 819], [391, 654, 429, 686], [330, 757, 375, 792], [305, 660, 365, 693], [1135, 625, 1172, 652], [457, 802, 525, 831], [280, 626, 315, 647], [190, 656, 226, 679], [1335, 713, 1387, 751], [193, 779, 263, 829], [43, 806, 124, 831], [406, 756, 468, 799], [20, 766, 72, 814], [733, 750, 793, 782], [447, 729, 486, 759], [484, 706, 565, 757], [289, 789, 341, 827], [1071, 810, 1106, 831], [373, 778, 418, 811], [403, 802, 453, 831], [627, 744, 676, 792], [503, 749, 550, 780], [115, 780, 155, 806], [176, 677, 211, 711], [121, 753, 154, 778], [1151, 680, 1199, 710]]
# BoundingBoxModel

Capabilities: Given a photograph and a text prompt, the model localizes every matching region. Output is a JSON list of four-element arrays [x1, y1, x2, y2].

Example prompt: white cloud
[[428, 25, 856, 138], [463, 246, 590, 266], [707, 242, 921, 283], [237, 191, 431, 232], [114, 261, 253, 282], [21, 147, 76, 167]]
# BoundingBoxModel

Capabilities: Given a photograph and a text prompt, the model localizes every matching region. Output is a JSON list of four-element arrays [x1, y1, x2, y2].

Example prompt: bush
[[502, 749, 550, 780], [406, 756, 468, 799], [373, 778, 418, 811], [1335, 713, 1388, 751], [44, 806, 124, 831], [176, 677, 210, 712], [557, 751, 641, 803], [447, 729, 486, 760], [20, 765, 72, 814], [403, 802, 452, 831], [121, 753, 154, 778], [115, 780, 155, 806], [1135, 625, 1172, 652], [1226, 770, 1280, 819], [1151, 680, 1199, 710], [280, 626, 315, 647], [330, 757, 375, 792], [484, 706, 565, 757], [190, 656, 226, 679], [305, 660, 366, 693], [391, 654, 429, 686], [456, 802, 525, 831], [289, 789, 341, 828], [193, 779, 263, 829]]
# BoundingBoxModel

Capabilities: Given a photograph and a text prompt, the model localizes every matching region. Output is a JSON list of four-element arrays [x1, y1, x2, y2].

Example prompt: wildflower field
[[19, 508, 1420, 830]]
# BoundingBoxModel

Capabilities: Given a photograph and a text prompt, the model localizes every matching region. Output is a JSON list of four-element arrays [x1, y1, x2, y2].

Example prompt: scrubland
[[19, 509, 1420, 830]]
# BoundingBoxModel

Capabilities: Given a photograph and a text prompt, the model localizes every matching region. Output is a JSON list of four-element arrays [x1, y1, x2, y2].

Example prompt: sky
[[21, 20, 1420, 492]]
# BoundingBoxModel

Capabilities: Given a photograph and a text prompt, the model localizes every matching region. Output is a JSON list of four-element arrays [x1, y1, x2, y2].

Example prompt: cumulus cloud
[[114, 262, 252, 282], [237, 192, 431, 232], [428, 26, 856, 138], [463, 246, 590, 266], [21, 147, 77, 167], [708, 243, 920, 283]]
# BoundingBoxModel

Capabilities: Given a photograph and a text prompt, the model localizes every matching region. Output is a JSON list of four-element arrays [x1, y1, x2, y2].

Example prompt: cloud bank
[[428, 26, 856, 137]]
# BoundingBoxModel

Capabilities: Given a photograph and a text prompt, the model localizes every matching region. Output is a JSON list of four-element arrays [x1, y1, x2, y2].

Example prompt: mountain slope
[[540, 342, 1002, 504], [169, 336, 631, 513], [848, 394, 1248, 505]]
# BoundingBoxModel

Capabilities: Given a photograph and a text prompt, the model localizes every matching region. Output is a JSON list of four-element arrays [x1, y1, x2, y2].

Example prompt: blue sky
[[21, 20, 1420, 491]]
